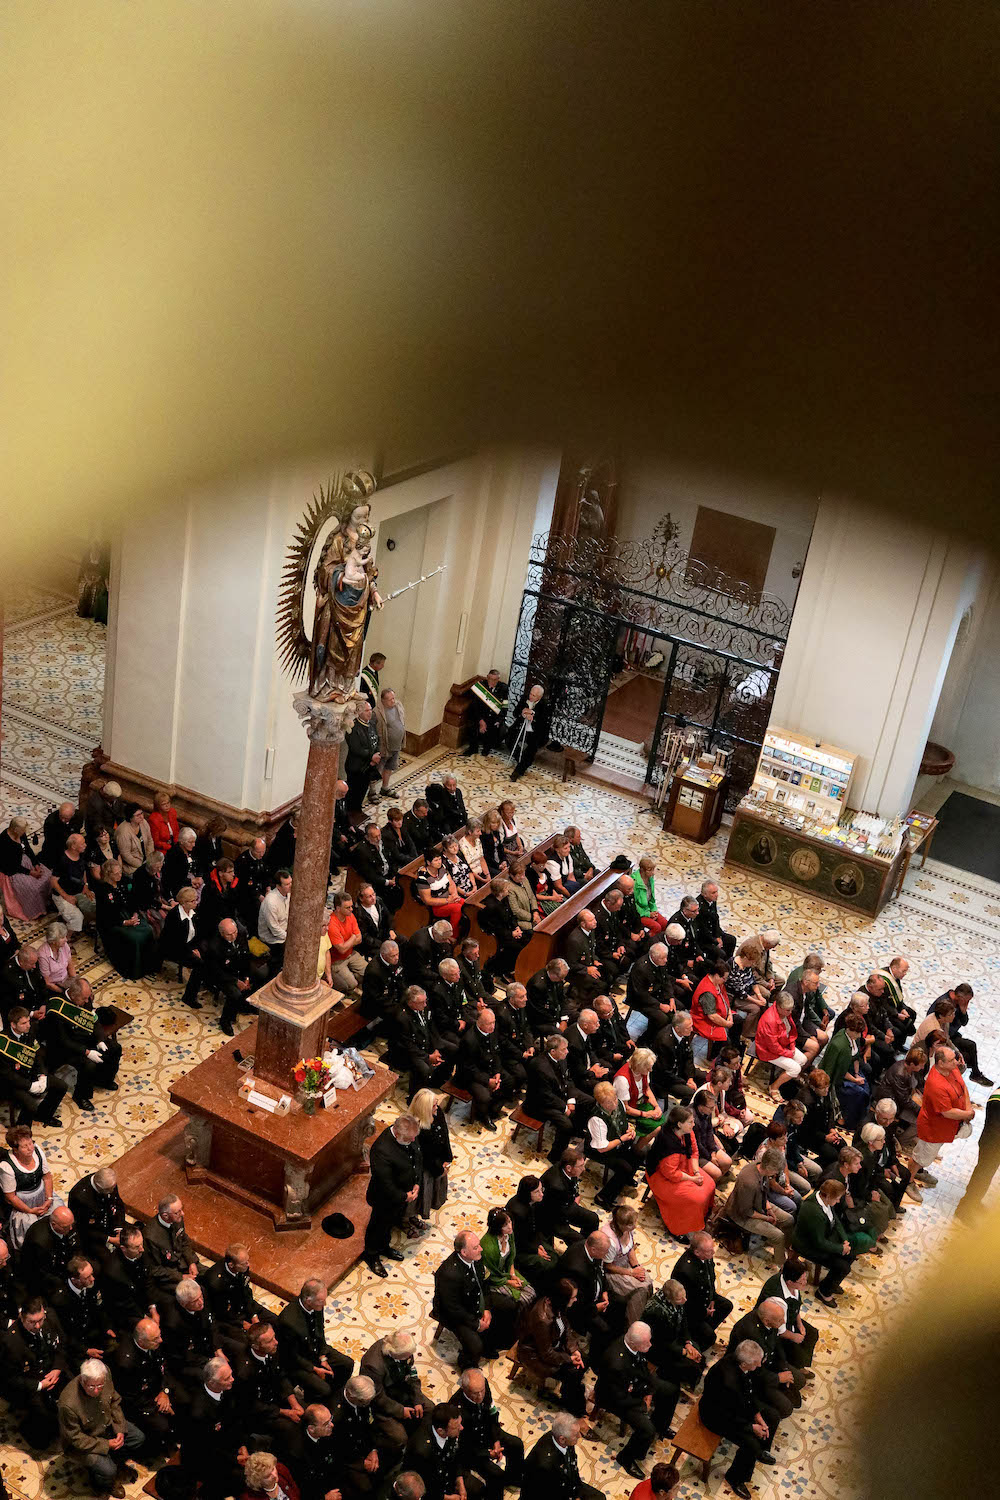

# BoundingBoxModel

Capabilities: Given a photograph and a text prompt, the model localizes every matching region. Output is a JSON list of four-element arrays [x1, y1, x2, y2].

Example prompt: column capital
[[292, 690, 363, 744]]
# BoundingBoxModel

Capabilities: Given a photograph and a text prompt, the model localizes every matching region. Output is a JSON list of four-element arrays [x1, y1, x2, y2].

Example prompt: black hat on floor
[[321, 1213, 354, 1239]]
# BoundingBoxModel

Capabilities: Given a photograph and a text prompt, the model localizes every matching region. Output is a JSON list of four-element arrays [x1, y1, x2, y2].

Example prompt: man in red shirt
[[326, 891, 367, 995], [913, 1047, 975, 1186]]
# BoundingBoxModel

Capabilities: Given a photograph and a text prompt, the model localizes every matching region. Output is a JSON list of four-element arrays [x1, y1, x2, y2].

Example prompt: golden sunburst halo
[[275, 471, 377, 682]]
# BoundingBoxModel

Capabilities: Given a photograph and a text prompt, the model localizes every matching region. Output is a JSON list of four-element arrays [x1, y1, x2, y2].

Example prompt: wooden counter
[[725, 806, 909, 917]]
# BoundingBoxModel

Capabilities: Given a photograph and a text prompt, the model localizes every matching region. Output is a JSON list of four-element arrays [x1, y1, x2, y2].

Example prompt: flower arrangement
[[293, 1056, 332, 1113]]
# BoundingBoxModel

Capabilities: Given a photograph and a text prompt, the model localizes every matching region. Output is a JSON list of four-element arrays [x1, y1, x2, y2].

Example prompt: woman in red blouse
[[148, 790, 180, 853]]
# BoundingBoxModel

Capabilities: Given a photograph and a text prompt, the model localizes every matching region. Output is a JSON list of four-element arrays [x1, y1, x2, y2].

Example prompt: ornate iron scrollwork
[[510, 515, 794, 798]]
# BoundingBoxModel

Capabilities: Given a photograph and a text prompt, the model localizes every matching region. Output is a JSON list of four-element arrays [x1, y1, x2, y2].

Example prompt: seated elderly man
[[727, 1295, 807, 1421], [360, 1328, 427, 1460], [58, 1357, 144, 1498], [522, 1413, 604, 1500], [594, 1319, 679, 1480], [699, 1340, 776, 1499]]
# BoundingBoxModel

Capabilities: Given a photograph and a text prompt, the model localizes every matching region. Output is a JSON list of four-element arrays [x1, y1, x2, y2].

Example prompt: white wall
[[614, 461, 818, 611], [770, 496, 983, 816], [942, 570, 1000, 790], [104, 447, 559, 812]]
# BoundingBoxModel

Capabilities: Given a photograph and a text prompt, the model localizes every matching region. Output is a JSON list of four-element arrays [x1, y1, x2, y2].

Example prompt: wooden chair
[[509, 1107, 546, 1153], [441, 1081, 472, 1113], [669, 1400, 722, 1486]]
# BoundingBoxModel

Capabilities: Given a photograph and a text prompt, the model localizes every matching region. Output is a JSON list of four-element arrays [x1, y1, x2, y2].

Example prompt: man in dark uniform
[[644, 1279, 706, 1391], [50, 1255, 113, 1367], [563, 911, 607, 1005], [194, 916, 257, 1034], [162, 1279, 223, 1381], [425, 775, 468, 836], [234, 837, 272, 925], [345, 700, 382, 812], [727, 1297, 806, 1422], [538, 1147, 599, 1245], [649, 1011, 702, 1109], [626, 943, 676, 1043], [363, 1113, 422, 1278], [405, 921, 455, 988], [526, 957, 572, 1037], [387, 986, 453, 1098], [452, 938, 488, 1009], [699, 1340, 776, 1499], [508, 682, 551, 782], [329, 778, 358, 879], [671, 1231, 734, 1351], [593, 993, 633, 1070], [23, 1204, 80, 1295], [352, 823, 403, 912], [100, 1224, 158, 1333], [180, 1356, 247, 1500], [0, 1005, 67, 1125], [405, 1403, 482, 1500], [275, 1277, 352, 1403], [330, 1374, 383, 1498], [68, 1167, 126, 1267], [0, 1297, 70, 1448], [451, 1367, 524, 1499], [521, 1414, 603, 1500], [455, 1008, 514, 1129], [523, 1035, 583, 1165], [293, 1403, 340, 1500], [39, 801, 84, 869], [203, 1241, 269, 1339], [360, 939, 407, 1035], [432, 1233, 492, 1371], [756, 1259, 819, 1373], [233, 1320, 304, 1455], [41, 975, 121, 1112], [666, 894, 705, 968], [464, 668, 509, 758], [553, 1231, 613, 1368], [594, 1319, 679, 1479], [496, 982, 536, 1093], [695, 880, 737, 960], [429, 957, 472, 1063], [109, 1315, 177, 1456], [0, 945, 48, 1022], [144, 1194, 202, 1294]]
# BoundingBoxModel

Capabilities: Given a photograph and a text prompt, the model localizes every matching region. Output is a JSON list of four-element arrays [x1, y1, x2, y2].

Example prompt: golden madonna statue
[[308, 502, 384, 699]]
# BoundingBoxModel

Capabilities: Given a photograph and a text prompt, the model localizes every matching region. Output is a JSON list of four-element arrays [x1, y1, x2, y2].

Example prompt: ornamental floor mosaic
[[1, 594, 999, 1500]]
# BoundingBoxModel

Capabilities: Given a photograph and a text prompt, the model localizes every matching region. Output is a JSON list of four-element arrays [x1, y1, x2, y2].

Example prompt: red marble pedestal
[[114, 1025, 396, 1298]]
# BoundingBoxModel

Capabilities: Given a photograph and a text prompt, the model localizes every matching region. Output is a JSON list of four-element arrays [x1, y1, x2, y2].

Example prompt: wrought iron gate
[[508, 519, 793, 806]]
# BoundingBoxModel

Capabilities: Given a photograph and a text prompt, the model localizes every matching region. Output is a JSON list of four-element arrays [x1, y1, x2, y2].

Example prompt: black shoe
[[509, 770, 522, 782], [726, 1483, 752, 1499], [758, 1452, 777, 1466], [406, 1224, 423, 1239], [972, 1071, 995, 1086], [220, 1018, 235, 1036], [120, 1467, 139, 1485], [480, 1119, 497, 1132], [181, 995, 203, 1010], [816, 1289, 838, 1307], [594, 1194, 615, 1211], [75, 1097, 96, 1113], [462, 747, 476, 757], [383, 1247, 405, 1262], [97, 1081, 119, 1092], [365, 1257, 388, 1278], [618, 1457, 645, 1480], [38, 1115, 64, 1129]]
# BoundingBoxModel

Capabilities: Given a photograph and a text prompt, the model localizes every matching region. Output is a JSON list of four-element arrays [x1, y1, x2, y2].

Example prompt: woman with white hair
[[856, 1119, 910, 1214], [0, 817, 52, 920], [36, 921, 76, 993], [132, 850, 171, 937]]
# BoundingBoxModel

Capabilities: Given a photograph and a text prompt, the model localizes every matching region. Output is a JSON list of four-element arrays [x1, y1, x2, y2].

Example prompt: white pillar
[[769, 497, 981, 817]]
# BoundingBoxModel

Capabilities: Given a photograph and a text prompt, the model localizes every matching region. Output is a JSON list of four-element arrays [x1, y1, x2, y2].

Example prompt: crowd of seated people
[[0, 759, 995, 1500]]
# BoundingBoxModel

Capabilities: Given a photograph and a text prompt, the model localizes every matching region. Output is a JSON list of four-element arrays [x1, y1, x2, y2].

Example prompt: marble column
[[252, 693, 360, 1089]]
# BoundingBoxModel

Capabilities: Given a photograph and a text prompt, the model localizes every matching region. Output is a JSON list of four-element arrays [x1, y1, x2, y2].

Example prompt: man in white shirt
[[258, 869, 291, 974]]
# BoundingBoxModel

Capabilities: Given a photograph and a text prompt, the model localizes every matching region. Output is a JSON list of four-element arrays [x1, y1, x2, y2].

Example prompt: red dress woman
[[647, 1106, 717, 1237]]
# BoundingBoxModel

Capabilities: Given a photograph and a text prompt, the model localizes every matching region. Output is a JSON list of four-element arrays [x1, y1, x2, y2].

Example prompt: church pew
[[506, 866, 622, 984], [393, 827, 560, 939], [458, 834, 560, 961]]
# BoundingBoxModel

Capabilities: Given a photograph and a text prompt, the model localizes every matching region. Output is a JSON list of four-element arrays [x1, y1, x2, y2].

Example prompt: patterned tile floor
[[1, 594, 998, 1500]]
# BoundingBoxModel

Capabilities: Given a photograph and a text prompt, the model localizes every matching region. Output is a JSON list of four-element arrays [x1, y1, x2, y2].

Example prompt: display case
[[751, 727, 856, 825], [663, 766, 729, 844]]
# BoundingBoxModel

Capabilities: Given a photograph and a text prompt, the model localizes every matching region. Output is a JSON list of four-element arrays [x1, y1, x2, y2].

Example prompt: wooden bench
[[441, 1081, 472, 1113], [669, 1401, 722, 1486], [326, 997, 367, 1044], [504, 866, 623, 984], [534, 744, 578, 783]]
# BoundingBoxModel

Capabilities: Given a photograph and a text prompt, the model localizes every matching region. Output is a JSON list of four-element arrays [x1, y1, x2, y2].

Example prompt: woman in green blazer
[[482, 1206, 536, 1350], [632, 856, 669, 936], [792, 1179, 855, 1305], [819, 1015, 870, 1126]]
